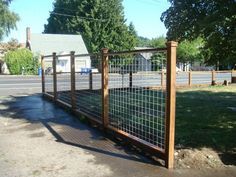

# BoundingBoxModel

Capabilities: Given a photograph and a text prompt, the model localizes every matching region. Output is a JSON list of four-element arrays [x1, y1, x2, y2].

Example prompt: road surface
[[0, 72, 232, 96]]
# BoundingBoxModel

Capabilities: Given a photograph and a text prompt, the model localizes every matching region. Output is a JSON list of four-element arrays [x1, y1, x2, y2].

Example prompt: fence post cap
[[101, 48, 109, 53], [70, 51, 75, 54], [166, 41, 178, 47]]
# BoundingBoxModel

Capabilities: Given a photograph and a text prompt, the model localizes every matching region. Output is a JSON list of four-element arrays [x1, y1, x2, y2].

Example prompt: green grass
[[176, 85, 236, 153], [57, 85, 236, 154]]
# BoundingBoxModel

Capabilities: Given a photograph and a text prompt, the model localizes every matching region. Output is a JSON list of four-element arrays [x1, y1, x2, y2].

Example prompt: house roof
[[30, 34, 88, 56], [135, 47, 154, 60]]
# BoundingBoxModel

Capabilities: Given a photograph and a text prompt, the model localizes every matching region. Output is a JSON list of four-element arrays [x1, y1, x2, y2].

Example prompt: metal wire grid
[[44, 59, 53, 95], [176, 72, 189, 85], [55, 56, 71, 104], [108, 51, 167, 150], [75, 54, 102, 120]]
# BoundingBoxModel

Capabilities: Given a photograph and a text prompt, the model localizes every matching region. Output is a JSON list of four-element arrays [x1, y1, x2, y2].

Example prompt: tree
[[4, 48, 39, 75], [177, 38, 204, 71], [44, 0, 137, 53], [148, 36, 166, 48], [137, 36, 150, 47], [148, 36, 167, 70], [0, 0, 19, 40], [0, 38, 21, 54], [161, 0, 236, 68]]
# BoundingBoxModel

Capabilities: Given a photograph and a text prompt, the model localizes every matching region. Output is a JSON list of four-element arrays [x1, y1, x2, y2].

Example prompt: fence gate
[[41, 41, 177, 169]]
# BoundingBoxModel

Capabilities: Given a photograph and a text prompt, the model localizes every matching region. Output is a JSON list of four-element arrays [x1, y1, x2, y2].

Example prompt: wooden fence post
[[231, 70, 233, 83], [212, 70, 216, 85], [188, 71, 192, 87], [41, 56, 45, 93], [129, 71, 133, 88], [89, 72, 93, 90], [52, 52, 57, 102], [161, 71, 165, 87], [165, 41, 178, 169], [70, 51, 76, 110], [101, 48, 109, 128]]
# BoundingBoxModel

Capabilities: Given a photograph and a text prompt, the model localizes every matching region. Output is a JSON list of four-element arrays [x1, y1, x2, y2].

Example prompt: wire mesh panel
[[56, 55, 71, 104], [108, 50, 167, 150], [75, 54, 102, 120], [44, 59, 53, 95], [176, 72, 189, 85]]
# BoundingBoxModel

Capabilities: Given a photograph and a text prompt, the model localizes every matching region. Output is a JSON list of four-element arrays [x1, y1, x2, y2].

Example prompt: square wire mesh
[[44, 59, 53, 95], [75, 54, 102, 120], [176, 72, 189, 85], [56, 55, 71, 104], [108, 50, 167, 150]]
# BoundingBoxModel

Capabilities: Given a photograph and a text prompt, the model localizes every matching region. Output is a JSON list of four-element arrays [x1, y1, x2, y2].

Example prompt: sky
[[3, 0, 170, 43]]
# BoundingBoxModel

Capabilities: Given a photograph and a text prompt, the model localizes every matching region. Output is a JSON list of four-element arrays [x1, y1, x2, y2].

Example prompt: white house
[[26, 27, 91, 72], [134, 47, 153, 72]]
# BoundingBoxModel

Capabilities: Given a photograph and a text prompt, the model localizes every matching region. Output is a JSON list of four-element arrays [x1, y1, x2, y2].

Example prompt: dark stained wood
[[188, 71, 192, 86], [89, 72, 93, 90], [41, 56, 45, 93], [129, 71, 133, 88], [70, 51, 76, 110], [101, 48, 109, 128], [161, 71, 165, 88], [52, 52, 57, 102], [212, 70, 216, 85]]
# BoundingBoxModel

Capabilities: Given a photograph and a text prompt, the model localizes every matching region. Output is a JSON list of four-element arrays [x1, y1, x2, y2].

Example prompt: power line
[[50, 12, 107, 22]]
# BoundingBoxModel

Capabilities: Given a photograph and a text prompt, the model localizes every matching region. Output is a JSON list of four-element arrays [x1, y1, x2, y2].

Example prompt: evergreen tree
[[44, 0, 137, 52]]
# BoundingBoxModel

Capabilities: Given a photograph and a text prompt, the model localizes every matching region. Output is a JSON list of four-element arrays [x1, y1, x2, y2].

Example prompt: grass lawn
[[176, 85, 236, 155], [55, 85, 236, 157]]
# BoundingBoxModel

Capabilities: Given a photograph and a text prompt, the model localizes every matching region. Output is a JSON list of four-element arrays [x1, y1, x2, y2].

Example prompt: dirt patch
[[174, 148, 228, 169]]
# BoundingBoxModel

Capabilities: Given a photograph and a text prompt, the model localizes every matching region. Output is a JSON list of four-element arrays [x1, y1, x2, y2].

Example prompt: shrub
[[4, 48, 39, 75]]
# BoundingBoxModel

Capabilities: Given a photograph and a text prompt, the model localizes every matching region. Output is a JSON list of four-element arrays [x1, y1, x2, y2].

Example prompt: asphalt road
[[0, 72, 232, 96], [0, 75, 42, 96]]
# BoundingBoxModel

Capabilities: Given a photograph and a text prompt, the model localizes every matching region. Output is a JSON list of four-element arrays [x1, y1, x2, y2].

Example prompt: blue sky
[[3, 0, 170, 43]]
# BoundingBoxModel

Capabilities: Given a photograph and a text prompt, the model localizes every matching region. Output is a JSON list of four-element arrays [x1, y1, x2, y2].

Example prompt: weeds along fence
[[41, 42, 178, 169]]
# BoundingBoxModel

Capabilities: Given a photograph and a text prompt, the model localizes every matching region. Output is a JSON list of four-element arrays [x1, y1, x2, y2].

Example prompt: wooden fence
[[41, 41, 178, 168]]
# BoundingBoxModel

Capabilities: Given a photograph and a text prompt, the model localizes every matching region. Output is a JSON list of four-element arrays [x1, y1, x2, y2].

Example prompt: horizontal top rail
[[108, 47, 167, 56], [43, 53, 99, 58], [43, 55, 53, 58], [42, 48, 167, 58], [215, 70, 235, 73], [56, 54, 72, 58], [74, 53, 99, 58], [190, 70, 233, 73]]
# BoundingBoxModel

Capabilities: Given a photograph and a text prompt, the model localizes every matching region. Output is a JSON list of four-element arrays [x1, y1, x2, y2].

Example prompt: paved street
[[0, 75, 42, 96], [0, 72, 232, 96]]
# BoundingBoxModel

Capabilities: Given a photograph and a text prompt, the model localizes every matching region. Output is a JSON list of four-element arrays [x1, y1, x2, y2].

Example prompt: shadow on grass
[[0, 94, 159, 167], [176, 86, 236, 165]]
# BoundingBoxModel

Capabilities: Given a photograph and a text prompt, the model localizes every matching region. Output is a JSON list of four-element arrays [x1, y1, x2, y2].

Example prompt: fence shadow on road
[[0, 94, 161, 167]]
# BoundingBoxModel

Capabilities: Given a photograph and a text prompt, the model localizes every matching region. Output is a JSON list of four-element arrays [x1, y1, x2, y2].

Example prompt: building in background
[[26, 27, 91, 72]]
